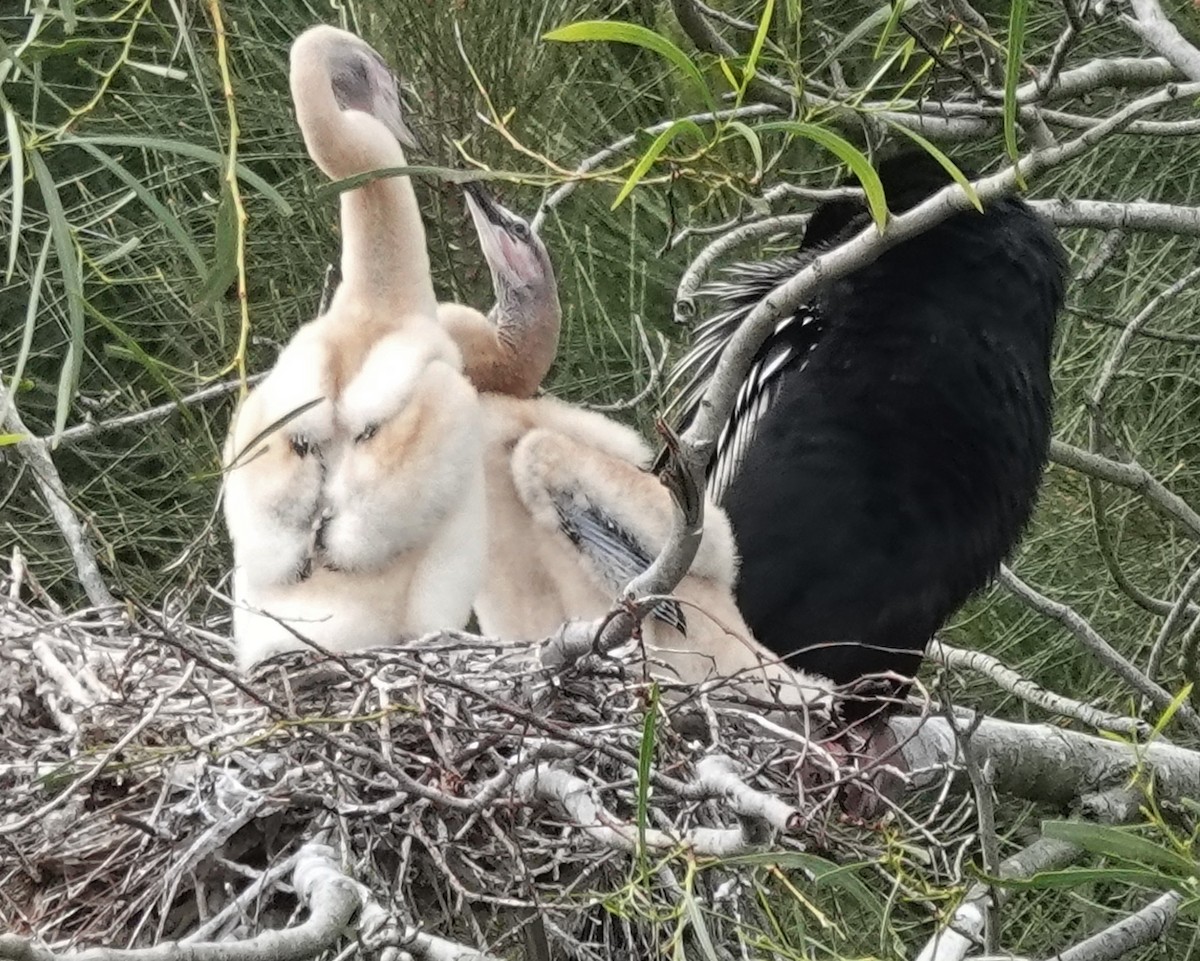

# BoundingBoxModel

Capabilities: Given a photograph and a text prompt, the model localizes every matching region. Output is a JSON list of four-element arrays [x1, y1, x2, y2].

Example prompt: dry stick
[[628, 80, 1200, 627], [0, 386, 116, 609], [1047, 890, 1183, 961], [54, 374, 267, 448], [674, 213, 812, 323], [1145, 560, 1200, 683], [998, 566, 1200, 734], [930, 640, 1150, 737], [1123, 0, 1200, 82], [0, 843, 358, 961], [1049, 440, 1200, 543], [1030, 198, 1200, 236]]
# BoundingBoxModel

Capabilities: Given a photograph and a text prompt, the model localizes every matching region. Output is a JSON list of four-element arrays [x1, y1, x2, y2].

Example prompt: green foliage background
[[4, 0, 1200, 955]]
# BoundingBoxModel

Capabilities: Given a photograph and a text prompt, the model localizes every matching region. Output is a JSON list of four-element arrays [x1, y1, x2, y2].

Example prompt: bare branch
[[998, 566, 1200, 733], [1123, 1, 1200, 82], [1047, 890, 1183, 961], [1029, 198, 1200, 236], [930, 640, 1151, 737], [1049, 440, 1200, 543], [54, 374, 266, 449], [889, 712, 1200, 806], [0, 385, 117, 609]]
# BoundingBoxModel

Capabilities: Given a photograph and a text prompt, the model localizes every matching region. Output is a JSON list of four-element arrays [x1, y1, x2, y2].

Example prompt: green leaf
[[7, 232, 51, 409], [0, 433, 28, 446], [75, 142, 206, 275], [61, 134, 292, 215], [635, 682, 659, 872], [717, 56, 739, 95], [1041, 821, 1199, 877], [887, 122, 982, 212], [196, 185, 239, 309], [725, 121, 764, 182], [543, 21, 714, 110], [612, 119, 706, 209], [742, 0, 775, 88], [723, 852, 887, 919], [756, 121, 888, 228], [874, 0, 908, 60], [4, 104, 24, 282], [1003, 0, 1029, 180], [1150, 683, 1193, 740], [30, 149, 84, 443], [990, 866, 1179, 892]]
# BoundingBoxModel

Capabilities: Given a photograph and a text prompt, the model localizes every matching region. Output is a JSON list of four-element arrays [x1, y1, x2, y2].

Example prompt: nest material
[[0, 584, 955, 960]]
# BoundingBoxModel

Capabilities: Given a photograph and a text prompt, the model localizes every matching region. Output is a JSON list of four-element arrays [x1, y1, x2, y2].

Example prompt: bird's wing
[[657, 283, 825, 505], [550, 491, 688, 633]]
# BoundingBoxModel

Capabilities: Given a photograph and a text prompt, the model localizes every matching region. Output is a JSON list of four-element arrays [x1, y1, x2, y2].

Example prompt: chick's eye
[[511, 221, 530, 240], [355, 423, 378, 444]]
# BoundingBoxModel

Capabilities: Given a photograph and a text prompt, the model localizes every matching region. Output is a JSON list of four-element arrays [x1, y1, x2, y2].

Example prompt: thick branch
[[1049, 890, 1183, 961], [890, 713, 1200, 807], [1123, 1, 1200, 82]]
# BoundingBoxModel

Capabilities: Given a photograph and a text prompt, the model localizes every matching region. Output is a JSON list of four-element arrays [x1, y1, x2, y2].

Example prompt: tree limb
[[1123, 1, 1200, 82]]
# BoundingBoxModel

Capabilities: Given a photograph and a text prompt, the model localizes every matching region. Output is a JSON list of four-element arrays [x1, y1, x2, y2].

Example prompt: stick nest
[[0, 583, 944, 960]]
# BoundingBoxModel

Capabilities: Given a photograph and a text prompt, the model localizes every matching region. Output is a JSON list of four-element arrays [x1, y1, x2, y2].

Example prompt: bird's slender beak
[[462, 180, 533, 285], [463, 180, 505, 228]]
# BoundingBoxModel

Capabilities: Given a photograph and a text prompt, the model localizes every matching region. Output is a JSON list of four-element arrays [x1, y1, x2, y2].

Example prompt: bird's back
[[714, 155, 1068, 685]]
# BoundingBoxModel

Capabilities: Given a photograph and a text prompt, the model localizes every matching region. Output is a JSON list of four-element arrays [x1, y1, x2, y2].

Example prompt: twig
[[1047, 890, 1183, 961], [532, 105, 781, 233], [0, 385, 117, 610], [930, 640, 1150, 737], [915, 836, 1082, 961], [674, 213, 811, 323], [1145, 560, 1200, 684], [1048, 440, 1200, 543], [1075, 229, 1126, 286], [0, 842, 360, 961], [54, 375, 266, 448], [999, 566, 1200, 734]]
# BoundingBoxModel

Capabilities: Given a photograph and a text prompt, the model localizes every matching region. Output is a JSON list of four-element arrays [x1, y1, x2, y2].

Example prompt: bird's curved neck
[[294, 72, 435, 319], [487, 292, 561, 397]]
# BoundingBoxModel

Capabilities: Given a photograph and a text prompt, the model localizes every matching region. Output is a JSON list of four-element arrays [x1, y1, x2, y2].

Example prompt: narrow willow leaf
[[989, 865, 1177, 891], [613, 119, 706, 209], [1041, 821, 1199, 877], [724, 852, 887, 918], [1151, 683, 1193, 739], [1003, 0, 1029, 180], [196, 185, 239, 309], [76, 142, 206, 274], [874, 0, 908, 60], [635, 682, 659, 872], [822, 0, 920, 67], [8, 232, 50, 407], [125, 60, 188, 81], [888, 122, 982, 211], [4, 104, 24, 282], [680, 887, 720, 961], [0, 433, 28, 446], [742, 0, 775, 87], [717, 56, 739, 94], [93, 235, 141, 267], [543, 21, 715, 110], [63, 134, 292, 214], [725, 121, 764, 182], [30, 149, 84, 442], [756, 121, 888, 228]]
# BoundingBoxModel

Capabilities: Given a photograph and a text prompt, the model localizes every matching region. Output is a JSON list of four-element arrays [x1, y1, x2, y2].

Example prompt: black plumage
[[662, 152, 1069, 706]]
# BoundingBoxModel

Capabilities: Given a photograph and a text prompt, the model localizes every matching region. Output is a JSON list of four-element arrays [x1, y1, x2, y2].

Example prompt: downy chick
[[446, 184, 830, 709], [224, 25, 485, 670]]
